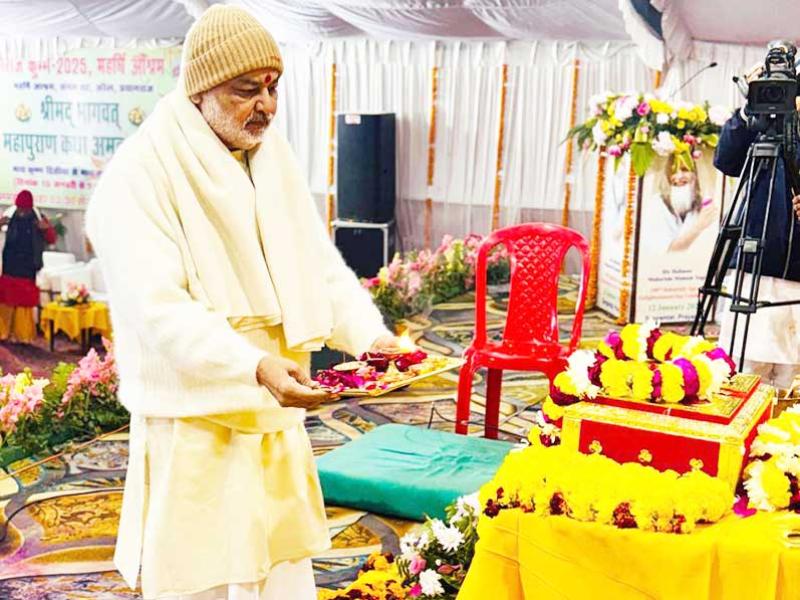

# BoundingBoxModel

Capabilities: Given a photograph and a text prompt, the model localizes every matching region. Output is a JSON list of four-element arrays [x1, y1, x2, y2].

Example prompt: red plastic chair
[[455, 223, 590, 439]]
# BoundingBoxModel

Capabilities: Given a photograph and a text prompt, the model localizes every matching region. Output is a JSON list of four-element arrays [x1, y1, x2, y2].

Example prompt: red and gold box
[[561, 374, 775, 490]]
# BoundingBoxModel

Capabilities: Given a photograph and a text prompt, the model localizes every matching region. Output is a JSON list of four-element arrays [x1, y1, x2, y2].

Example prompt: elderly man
[[85, 6, 397, 600]]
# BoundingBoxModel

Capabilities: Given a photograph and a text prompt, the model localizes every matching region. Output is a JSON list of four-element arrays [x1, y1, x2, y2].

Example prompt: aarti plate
[[331, 356, 465, 398]]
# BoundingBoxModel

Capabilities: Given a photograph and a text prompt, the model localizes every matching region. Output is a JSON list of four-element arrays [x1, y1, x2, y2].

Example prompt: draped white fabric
[[0, 0, 194, 39], [466, 0, 627, 41], [621, 0, 800, 71], [0, 0, 629, 42]]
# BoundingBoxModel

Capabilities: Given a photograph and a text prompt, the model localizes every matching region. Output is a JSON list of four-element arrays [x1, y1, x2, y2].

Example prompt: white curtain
[[661, 41, 765, 110], [277, 38, 653, 253]]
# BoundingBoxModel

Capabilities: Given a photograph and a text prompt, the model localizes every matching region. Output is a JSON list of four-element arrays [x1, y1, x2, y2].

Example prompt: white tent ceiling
[[625, 0, 800, 69], [0, 1, 798, 70], [0, 0, 629, 42]]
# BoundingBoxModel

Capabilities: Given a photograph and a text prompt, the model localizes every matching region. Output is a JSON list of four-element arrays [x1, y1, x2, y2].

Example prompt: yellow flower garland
[[481, 435, 733, 533], [743, 407, 800, 512], [551, 324, 736, 407]]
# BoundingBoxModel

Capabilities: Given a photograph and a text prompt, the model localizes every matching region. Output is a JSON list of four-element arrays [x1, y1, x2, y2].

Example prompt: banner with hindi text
[[0, 47, 181, 210]]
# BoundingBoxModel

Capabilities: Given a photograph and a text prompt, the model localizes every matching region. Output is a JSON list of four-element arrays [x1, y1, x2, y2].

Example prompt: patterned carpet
[[0, 280, 712, 598]]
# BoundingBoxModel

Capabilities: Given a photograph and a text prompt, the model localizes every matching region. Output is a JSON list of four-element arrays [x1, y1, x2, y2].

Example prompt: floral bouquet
[[568, 92, 731, 176], [481, 433, 733, 534], [396, 494, 481, 599], [0, 372, 48, 447], [60, 282, 90, 307], [743, 405, 800, 512], [317, 494, 480, 600]]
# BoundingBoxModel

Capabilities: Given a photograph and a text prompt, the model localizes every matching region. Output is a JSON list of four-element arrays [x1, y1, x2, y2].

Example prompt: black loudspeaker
[[336, 113, 396, 223], [334, 224, 396, 279]]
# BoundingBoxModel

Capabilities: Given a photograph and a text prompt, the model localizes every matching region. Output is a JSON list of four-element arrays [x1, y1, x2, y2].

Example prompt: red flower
[[612, 503, 637, 529], [549, 492, 568, 515]]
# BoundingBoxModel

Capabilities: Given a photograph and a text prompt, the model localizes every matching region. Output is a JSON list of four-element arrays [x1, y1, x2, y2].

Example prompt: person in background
[[0, 189, 55, 344], [714, 62, 800, 390]]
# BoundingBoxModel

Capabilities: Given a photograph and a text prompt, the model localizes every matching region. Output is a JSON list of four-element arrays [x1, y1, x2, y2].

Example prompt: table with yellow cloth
[[458, 509, 800, 600], [40, 301, 112, 352]]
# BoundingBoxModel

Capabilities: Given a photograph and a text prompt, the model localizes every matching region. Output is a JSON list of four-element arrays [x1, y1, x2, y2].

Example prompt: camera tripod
[[691, 131, 800, 369]]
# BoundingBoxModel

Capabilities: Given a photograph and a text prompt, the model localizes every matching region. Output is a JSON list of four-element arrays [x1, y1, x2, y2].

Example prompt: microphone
[[669, 62, 718, 100]]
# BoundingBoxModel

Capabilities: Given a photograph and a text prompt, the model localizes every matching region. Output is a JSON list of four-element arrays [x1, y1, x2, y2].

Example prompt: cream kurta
[[116, 325, 330, 599]]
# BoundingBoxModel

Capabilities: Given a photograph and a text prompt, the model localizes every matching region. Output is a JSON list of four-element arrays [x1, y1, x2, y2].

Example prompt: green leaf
[[630, 142, 656, 177]]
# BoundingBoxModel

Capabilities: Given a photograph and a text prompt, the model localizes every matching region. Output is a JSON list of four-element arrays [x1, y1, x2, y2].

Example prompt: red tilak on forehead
[[264, 74, 272, 84]]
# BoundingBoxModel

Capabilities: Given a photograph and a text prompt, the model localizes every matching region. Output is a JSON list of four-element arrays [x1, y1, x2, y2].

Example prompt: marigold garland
[[491, 63, 509, 231], [743, 406, 800, 512], [424, 64, 439, 248], [561, 58, 581, 229], [548, 324, 736, 407], [480, 439, 733, 534], [586, 149, 606, 307], [617, 162, 636, 324], [326, 62, 337, 236]]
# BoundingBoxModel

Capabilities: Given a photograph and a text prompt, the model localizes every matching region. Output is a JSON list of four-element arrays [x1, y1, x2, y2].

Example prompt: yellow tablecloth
[[458, 509, 800, 600], [40, 301, 112, 342]]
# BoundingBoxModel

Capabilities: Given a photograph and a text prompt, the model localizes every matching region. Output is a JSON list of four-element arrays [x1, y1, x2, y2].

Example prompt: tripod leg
[[692, 149, 756, 336]]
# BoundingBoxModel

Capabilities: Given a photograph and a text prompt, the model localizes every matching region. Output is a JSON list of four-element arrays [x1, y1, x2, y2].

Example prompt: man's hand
[[0, 216, 8, 227], [256, 355, 333, 410], [793, 195, 800, 221]]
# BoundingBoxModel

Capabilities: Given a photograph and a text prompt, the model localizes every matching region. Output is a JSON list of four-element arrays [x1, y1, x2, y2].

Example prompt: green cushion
[[316, 424, 513, 521]]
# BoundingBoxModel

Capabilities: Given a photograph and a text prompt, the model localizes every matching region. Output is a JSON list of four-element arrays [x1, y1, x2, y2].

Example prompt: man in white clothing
[[85, 6, 399, 599]]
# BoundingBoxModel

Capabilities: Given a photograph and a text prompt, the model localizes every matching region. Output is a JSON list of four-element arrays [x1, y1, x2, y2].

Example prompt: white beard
[[669, 185, 695, 217], [199, 93, 269, 150]]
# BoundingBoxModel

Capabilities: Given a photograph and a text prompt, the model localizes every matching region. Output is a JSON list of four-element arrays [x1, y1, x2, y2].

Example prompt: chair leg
[[485, 368, 503, 439], [455, 362, 475, 435]]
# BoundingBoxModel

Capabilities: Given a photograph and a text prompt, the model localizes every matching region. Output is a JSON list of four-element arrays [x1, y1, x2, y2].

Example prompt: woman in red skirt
[[0, 190, 56, 343]]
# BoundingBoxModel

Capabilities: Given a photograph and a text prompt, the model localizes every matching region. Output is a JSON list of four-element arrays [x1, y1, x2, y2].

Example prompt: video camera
[[744, 40, 799, 145]]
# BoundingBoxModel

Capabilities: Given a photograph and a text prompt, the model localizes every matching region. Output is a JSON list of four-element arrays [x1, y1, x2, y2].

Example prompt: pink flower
[[636, 102, 651, 116], [363, 277, 380, 289], [692, 149, 702, 159], [607, 145, 623, 157], [409, 583, 422, 597], [682, 134, 696, 145], [409, 555, 427, 575]]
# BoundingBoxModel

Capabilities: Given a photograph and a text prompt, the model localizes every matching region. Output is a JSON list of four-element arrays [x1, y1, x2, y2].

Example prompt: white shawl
[[143, 91, 333, 352]]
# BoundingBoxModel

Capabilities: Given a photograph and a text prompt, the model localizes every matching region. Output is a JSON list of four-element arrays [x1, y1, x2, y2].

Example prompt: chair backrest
[[474, 223, 590, 351]]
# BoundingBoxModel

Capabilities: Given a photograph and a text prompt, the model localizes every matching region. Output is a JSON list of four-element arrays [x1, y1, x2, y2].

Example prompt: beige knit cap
[[181, 5, 283, 97]]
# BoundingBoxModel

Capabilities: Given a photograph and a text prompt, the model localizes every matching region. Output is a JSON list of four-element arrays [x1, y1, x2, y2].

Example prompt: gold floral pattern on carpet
[[28, 492, 122, 545]]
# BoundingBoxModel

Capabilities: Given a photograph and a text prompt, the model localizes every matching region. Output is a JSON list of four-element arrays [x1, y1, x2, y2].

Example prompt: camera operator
[[714, 60, 800, 389]]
